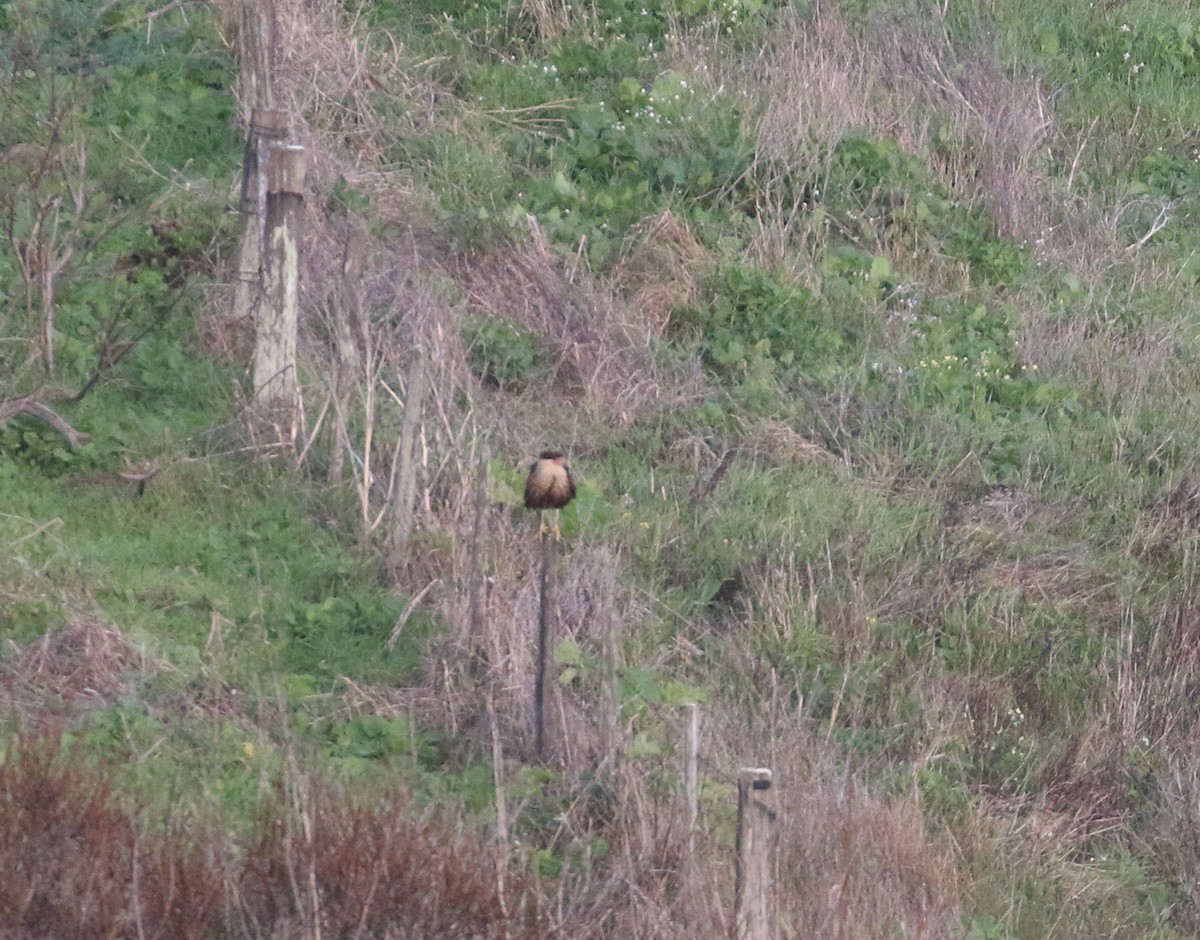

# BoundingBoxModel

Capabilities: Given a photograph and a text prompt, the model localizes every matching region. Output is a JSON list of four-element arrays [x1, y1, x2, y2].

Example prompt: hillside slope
[[4, 0, 1200, 937]]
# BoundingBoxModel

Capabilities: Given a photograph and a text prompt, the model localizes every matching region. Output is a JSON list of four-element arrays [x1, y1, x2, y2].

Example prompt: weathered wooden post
[[735, 767, 777, 940], [387, 351, 429, 554], [253, 142, 306, 410], [233, 108, 289, 326], [686, 702, 700, 860], [238, 0, 276, 120], [534, 532, 556, 759]]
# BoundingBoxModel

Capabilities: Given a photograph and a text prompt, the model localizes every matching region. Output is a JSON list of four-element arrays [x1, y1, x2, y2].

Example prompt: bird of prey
[[524, 450, 576, 538]]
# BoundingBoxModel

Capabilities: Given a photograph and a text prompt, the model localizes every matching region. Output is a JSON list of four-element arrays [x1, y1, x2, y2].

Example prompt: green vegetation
[[7, 0, 1200, 936]]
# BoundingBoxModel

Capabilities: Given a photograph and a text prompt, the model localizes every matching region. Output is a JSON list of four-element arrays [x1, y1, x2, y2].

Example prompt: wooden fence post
[[387, 351, 429, 554], [534, 533, 557, 759], [253, 142, 306, 410], [238, 0, 276, 120], [686, 702, 700, 860], [735, 767, 777, 940], [233, 108, 289, 326]]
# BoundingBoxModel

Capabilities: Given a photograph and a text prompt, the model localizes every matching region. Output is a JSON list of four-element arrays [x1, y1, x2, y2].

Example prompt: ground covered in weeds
[[5, 0, 1200, 937]]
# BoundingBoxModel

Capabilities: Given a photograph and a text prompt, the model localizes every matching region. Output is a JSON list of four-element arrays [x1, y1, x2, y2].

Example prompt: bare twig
[[385, 578, 438, 652], [1127, 201, 1175, 251], [1066, 117, 1098, 194], [6, 516, 63, 547]]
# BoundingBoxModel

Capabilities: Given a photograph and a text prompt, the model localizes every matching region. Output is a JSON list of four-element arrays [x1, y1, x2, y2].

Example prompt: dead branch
[[0, 395, 90, 448]]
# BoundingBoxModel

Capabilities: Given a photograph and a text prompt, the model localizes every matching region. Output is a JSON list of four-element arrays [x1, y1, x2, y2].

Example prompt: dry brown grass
[[670, 5, 1066, 280], [609, 210, 714, 336], [779, 772, 963, 939], [0, 724, 532, 940], [0, 727, 226, 940], [264, 0, 438, 165], [1, 617, 153, 716], [519, 0, 598, 43], [875, 22, 1054, 240]]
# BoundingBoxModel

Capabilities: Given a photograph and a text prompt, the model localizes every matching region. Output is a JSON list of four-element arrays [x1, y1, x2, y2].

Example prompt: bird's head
[[538, 450, 566, 464]]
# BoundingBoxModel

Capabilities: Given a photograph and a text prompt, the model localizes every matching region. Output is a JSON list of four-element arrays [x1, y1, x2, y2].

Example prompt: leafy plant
[[462, 314, 542, 388], [670, 262, 858, 383]]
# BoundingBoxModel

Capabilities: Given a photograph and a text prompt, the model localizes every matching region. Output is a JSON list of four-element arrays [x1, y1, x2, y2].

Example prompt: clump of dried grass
[[264, 0, 435, 165], [239, 778, 530, 939], [0, 724, 532, 939], [980, 554, 1109, 604], [753, 419, 838, 468], [453, 238, 667, 410], [0, 727, 225, 940], [780, 773, 963, 939], [1144, 735, 1200, 933], [519, 0, 597, 43], [2, 617, 153, 715], [876, 23, 1054, 240], [748, 7, 876, 161], [703, 7, 873, 270], [677, 5, 1058, 272], [609, 210, 714, 336]]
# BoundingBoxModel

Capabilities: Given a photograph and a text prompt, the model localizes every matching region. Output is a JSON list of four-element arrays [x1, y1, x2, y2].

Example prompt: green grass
[[10, 0, 1200, 934]]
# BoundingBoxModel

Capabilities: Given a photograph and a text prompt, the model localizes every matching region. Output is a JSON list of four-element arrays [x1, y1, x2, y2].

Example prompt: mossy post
[[253, 142, 306, 412], [535, 530, 557, 759], [233, 108, 289, 328], [735, 767, 777, 940]]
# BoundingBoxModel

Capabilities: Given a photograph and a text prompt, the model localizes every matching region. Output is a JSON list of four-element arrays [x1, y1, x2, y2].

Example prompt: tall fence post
[[237, 0, 276, 120], [233, 108, 289, 326], [253, 142, 306, 411], [735, 767, 777, 940], [534, 532, 556, 759]]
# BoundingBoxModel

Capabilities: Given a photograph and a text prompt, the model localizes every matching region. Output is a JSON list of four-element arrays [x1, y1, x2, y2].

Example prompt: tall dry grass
[[0, 723, 532, 939]]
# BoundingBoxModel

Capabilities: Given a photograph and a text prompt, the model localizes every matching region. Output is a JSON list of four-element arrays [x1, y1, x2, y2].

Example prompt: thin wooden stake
[[686, 702, 700, 860], [534, 531, 556, 759], [467, 446, 491, 673], [735, 767, 777, 940]]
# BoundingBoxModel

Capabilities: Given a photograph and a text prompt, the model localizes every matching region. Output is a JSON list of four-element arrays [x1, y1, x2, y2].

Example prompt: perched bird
[[524, 450, 576, 538]]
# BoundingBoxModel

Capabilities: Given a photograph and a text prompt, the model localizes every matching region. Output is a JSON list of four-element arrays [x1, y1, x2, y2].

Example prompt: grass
[[8, 0, 1200, 935]]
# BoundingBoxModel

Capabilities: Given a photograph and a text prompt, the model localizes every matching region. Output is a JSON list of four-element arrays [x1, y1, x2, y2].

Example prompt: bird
[[524, 450, 576, 539], [118, 460, 161, 496]]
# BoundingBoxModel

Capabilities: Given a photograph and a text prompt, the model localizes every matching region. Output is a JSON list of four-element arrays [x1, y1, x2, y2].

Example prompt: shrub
[[463, 314, 543, 388], [670, 262, 859, 383]]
